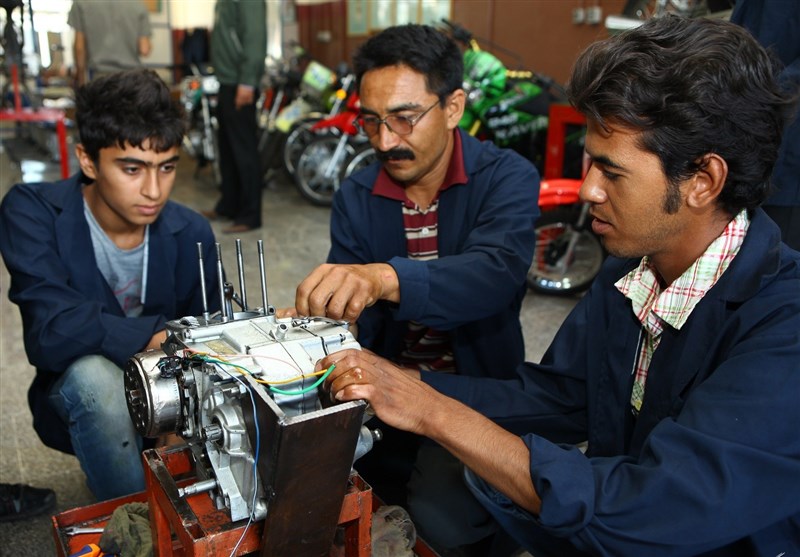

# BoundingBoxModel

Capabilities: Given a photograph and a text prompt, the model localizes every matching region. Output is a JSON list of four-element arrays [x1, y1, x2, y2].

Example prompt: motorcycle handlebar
[[441, 18, 473, 45]]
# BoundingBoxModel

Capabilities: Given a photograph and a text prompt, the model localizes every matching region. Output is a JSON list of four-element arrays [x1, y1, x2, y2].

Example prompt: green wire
[[194, 354, 335, 396], [269, 364, 335, 395]]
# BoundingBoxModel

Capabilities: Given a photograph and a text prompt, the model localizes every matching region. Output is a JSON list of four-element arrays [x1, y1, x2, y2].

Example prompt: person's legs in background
[[407, 444, 501, 556], [215, 83, 262, 233], [48, 355, 145, 501], [213, 83, 242, 221]]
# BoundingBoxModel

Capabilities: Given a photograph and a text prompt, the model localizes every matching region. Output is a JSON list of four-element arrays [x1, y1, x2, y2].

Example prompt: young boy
[[0, 69, 220, 500]]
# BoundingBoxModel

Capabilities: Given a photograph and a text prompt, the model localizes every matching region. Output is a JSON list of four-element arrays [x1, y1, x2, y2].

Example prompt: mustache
[[375, 148, 415, 162]]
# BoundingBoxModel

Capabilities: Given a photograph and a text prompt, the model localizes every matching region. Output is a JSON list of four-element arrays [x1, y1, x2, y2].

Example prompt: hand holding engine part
[[124, 240, 381, 529], [318, 348, 435, 436], [294, 262, 400, 322]]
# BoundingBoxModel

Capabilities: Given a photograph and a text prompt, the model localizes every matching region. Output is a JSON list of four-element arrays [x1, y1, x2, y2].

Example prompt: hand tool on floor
[[64, 525, 105, 535]]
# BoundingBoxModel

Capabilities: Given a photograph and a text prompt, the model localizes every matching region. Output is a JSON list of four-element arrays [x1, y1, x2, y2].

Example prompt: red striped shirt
[[372, 131, 468, 373]]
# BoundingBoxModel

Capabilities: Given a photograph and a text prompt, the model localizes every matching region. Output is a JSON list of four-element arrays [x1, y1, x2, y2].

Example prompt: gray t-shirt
[[67, 0, 152, 73], [84, 201, 148, 318]]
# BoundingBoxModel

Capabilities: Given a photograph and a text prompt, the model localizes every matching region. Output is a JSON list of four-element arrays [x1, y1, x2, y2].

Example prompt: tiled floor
[[0, 136, 580, 555]]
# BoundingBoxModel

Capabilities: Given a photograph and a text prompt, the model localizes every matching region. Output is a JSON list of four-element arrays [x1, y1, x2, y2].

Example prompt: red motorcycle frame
[[528, 105, 605, 295], [293, 89, 375, 206]]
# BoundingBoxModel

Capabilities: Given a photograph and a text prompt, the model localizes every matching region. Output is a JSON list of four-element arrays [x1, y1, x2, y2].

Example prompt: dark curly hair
[[568, 15, 796, 214], [353, 24, 463, 102], [75, 68, 185, 163]]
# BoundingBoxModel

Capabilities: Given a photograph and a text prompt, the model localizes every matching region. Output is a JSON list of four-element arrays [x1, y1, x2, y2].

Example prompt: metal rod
[[235, 239, 248, 311], [216, 243, 228, 322], [196, 242, 211, 321], [177, 478, 218, 498], [258, 240, 269, 313]]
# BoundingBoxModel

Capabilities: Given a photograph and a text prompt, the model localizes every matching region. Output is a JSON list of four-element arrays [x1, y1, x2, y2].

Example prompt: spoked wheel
[[621, 0, 708, 19], [283, 116, 332, 176], [295, 135, 357, 206], [527, 207, 605, 295], [341, 144, 377, 179]]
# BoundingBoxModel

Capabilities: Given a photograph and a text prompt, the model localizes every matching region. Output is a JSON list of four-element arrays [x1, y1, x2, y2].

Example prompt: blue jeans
[[48, 355, 145, 500]]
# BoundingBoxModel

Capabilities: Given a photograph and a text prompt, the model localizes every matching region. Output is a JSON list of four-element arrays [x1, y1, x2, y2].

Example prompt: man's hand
[[319, 348, 543, 514], [235, 84, 255, 109], [318, 349, 427, 434], [295, 263, 400, 322], [144, 330, 167, 351], [275, 307, 299, 319]]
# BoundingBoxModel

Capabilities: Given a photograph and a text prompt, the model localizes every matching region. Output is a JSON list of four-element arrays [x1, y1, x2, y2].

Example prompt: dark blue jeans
[[49, 355, 145, 500]]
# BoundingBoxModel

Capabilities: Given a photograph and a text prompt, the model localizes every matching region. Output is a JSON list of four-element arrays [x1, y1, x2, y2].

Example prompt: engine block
[[123, 241, 379, 531]]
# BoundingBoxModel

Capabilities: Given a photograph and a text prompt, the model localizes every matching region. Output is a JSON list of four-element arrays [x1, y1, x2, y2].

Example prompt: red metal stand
[[53, 446, 374, 557], [1, 64, 70, 178], [144, 446, 373, 557]]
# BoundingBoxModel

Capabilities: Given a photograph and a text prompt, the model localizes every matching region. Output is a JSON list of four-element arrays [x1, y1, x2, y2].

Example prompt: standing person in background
[[731, 0, 800, 250], [202, 0, 267, 234], [68, 0, 152, 87]]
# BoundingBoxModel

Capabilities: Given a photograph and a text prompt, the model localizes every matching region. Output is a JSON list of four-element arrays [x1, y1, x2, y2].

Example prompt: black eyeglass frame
[[356, 99, 442, 137]]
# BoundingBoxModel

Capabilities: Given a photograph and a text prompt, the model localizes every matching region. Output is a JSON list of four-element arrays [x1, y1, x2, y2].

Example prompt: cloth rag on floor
[[99, 502, 152, 557], [371, 505, 416, 557]]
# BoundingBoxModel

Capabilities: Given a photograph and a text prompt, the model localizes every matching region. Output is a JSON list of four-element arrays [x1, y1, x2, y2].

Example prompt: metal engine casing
[[123, 241, 377, 530], [125, 313, 373, 522]]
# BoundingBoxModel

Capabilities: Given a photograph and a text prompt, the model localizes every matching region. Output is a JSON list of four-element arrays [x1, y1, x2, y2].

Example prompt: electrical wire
[[187, 351, 336, 396]]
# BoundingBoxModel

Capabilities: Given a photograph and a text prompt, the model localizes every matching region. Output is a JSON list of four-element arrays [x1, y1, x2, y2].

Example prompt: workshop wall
[[296, 0, 628, 85]]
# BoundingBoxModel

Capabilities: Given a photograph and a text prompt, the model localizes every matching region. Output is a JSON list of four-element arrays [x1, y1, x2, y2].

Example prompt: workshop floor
[[0, 134, 579, 555]]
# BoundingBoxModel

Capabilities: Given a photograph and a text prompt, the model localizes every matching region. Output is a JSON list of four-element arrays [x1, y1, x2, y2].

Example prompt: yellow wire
[[183, 347, 328, 385]]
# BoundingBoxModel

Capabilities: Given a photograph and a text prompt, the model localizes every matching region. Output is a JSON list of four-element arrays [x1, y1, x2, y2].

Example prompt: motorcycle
[[257, 54, 340, 181], [443, 19, 582, 178], [526, 106, 605, 295], [528, 179, 604, 295], [293, 87, 376, 206], [282, 67, 357, 179], [605, 0, 734, 34], [179, 63, 221, 184]]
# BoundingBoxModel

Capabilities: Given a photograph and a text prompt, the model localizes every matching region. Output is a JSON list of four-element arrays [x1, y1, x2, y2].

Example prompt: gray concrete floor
[[0, 138, 580, 555]]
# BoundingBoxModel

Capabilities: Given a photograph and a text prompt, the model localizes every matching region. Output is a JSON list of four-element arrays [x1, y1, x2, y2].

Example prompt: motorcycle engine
[[123, 241, 379, 523]]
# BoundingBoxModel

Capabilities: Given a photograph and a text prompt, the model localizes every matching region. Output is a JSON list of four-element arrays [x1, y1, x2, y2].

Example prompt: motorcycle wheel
[[295, 136, 357, 206], [341, 144, 377, 179], [282, 116, 330, 176], [527, 207, 605, 295], [621, 0, 707, 19]]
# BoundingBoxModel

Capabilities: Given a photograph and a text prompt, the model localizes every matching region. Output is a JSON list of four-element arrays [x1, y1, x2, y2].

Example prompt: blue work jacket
[[0, 174, 220, 453], [329, 129, 540, 378], [426, 209, 800, 556]]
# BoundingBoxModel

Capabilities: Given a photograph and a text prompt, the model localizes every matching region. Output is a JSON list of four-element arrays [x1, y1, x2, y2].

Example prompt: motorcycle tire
[[621, 0, 707, 19], [282, 115, 330, 176], [341, 144, 377, 179], [527, 206, 605, 295], [295, 135, 358, 206]]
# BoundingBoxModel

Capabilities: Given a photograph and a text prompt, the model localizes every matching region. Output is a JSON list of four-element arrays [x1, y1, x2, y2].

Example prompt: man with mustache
[[290, 24, 540, 553], [318, 16, 800, 557], [0, 69, 220, 501]]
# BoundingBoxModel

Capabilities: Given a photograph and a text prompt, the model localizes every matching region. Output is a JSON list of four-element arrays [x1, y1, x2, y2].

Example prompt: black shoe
[[0, 483, 57, 522]]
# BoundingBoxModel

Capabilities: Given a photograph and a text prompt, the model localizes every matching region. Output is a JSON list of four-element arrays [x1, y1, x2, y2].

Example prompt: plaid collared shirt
[[616, 210, 750, 413]]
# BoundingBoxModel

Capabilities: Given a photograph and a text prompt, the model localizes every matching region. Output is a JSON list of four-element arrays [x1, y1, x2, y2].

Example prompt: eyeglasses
[[356, 100, 440, 137]]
